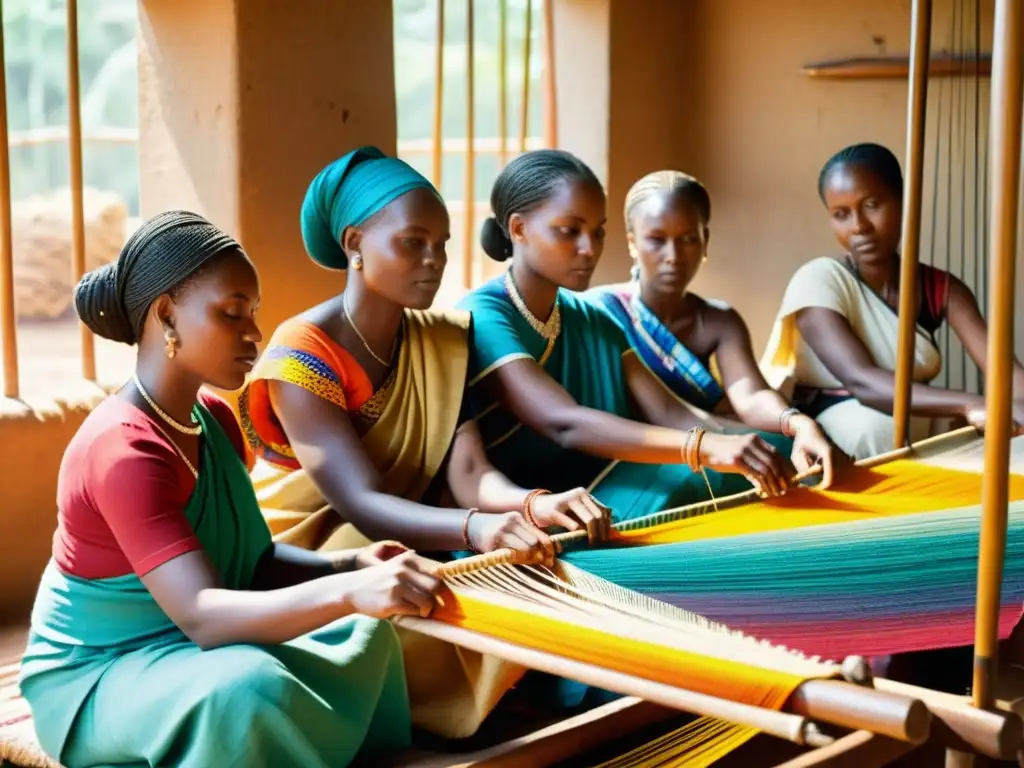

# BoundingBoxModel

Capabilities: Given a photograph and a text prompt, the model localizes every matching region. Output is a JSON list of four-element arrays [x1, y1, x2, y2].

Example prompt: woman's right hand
[[343, 551, 442, 619], [698, 432, 796, 498], [468, 511, 556, 567]]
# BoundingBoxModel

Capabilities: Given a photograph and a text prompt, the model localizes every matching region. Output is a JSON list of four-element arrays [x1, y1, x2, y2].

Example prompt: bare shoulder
[[691, 294, 748, 337]]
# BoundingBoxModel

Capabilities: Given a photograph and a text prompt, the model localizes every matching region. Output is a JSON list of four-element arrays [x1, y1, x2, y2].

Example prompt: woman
[[457, 148, 836, 529], [238, 146, 608, 736], [588, 170, 839, 484], [19, 211, 441, 768], [761, 142, 1024, 460]]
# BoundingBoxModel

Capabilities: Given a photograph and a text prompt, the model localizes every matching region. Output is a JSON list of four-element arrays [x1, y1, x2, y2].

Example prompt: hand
[[355, 540, 413, 569], [698, 432, 796, 498], [964, 404, 1024, 437], [343, 551, 441, 619], [529, 487, 612, 543], [788, 415, 845, 490], [468, 511, 556, 567]]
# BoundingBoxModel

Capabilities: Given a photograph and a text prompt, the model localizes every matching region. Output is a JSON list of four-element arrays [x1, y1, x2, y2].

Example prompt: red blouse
[[52, 391, 247, 580]]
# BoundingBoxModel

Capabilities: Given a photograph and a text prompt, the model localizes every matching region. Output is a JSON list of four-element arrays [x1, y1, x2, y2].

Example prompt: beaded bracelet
[[462, 508, 481, 553], [522, 489, 550, 527]]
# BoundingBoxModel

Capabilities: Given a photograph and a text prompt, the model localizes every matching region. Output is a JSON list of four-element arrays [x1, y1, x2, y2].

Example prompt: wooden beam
[[801, 52, 991, 80]]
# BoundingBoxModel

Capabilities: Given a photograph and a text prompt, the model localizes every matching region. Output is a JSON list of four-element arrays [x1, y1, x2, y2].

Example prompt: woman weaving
[[18, 212, 442, 767], [587, 170, 838, 475], [457, 149, 841, 522], [238, 146, 609, 736], [761, 142, 1024, 459]]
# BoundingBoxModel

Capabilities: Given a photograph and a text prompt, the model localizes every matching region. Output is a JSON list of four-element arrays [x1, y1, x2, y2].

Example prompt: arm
[[944, 276, 1024, 398], [446, 420, 531, 512], [250, 542, 362, 589], [621, 352, 707, 432], [485, 356, 695, 464], [269, 380, 552, 559], [271, 379, 477, 550], [141, 549, 439, 650], [713, 308, 796, 432], [795, 307, 983, 419]]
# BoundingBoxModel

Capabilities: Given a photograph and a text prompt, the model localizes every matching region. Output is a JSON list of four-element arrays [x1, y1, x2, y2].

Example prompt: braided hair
[[817, 143, 904, 202], [74, 210, 244, 345], [480, 149, 603, 262], [623, 170, 711, 233]]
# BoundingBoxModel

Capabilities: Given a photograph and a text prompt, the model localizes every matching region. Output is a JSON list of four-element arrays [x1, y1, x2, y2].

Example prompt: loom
[[390, 0, 1024, 761]]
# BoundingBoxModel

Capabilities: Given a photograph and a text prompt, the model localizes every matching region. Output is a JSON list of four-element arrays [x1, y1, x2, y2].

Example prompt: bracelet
[[522, 489, 550, 527], [462, 508, 481, 553], [684, 427, 706, 472], [779, 407, 800, 438]]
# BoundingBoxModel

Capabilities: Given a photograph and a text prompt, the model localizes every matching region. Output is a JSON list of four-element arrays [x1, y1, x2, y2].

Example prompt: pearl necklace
[[132, 374, 202, 436], [504, 271, 561, 341], [343, 295, 396, 367]]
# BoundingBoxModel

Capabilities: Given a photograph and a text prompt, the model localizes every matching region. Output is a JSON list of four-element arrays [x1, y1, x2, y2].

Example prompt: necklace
[[504, 271, 561, 341], [132, 373, 202, 436], [343, 295, 395, 367]]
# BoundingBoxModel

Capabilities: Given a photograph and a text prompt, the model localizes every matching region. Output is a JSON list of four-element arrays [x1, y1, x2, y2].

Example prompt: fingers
[[744, 440, 785, 497], [392, 582, 437, 617], [501, 517, 555, 566], [818, 449, 835, 490], [579, 494, 612, 543]]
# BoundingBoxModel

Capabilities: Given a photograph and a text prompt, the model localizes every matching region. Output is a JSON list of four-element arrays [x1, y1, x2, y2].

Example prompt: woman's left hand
[[789, 415, 844, 490], [355, 540, 414, 569], [529, 488, 612, 543]]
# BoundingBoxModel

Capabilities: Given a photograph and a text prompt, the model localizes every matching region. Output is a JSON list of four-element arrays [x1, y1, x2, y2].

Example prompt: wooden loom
[[389, 0, 1024, 765]]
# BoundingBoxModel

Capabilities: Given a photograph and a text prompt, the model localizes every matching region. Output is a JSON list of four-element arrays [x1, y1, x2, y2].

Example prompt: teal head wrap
[[300, 146, 442, 269]]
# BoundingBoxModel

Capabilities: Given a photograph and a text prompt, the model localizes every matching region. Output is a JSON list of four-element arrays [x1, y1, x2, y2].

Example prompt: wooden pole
[[892, 0, 932, 448], [498, 0, 508, 167], [518, 0, 532, 154], [431, 0, 445, 190], [0, 1, 18, 400], [541, 0, 557, 148], [462, 0, 475, 290], [67, 0, 95, 382], [972, 0, 1022, 713]]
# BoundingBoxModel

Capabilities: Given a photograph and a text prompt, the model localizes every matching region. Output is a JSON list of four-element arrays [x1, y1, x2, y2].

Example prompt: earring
[[164, 328, 178, 359], [351, 254, 363, 270], [630, 264, 640, 281]]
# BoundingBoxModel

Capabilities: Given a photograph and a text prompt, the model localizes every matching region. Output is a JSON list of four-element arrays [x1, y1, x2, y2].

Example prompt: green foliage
[[3, 0, 139, 211]]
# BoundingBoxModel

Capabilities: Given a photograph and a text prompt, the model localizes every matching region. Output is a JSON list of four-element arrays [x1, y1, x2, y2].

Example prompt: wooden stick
[[800, 53, 991, 80], [66, 0, 95, 382], [541, 0, 557, 148], [497, 0, 508, 167], [0, 2, 17, 400], [892, 0, 932, 449], [397, 616, 927, 745], [518, 0, 532, 154], [773, 730, 916, 768], [431, 0, 445, 189], [874, 678, 1023, 760], [397, 616, 816, 745], [972, 0, 1022, 712], [462, 0, 475, 290]]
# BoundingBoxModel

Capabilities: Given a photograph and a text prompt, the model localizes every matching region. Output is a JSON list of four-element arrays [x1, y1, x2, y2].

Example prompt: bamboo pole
[[498, 0, 508, 167], [431, 0, 445, 190], [0, 3, 18, 400], [66, 0, 95, 382], [518, 0, 532, 154], [541, 0, 557, 148], [462, 0, 475, 290], [892, 0, 933, 448], [971, 0, 1022, 712]]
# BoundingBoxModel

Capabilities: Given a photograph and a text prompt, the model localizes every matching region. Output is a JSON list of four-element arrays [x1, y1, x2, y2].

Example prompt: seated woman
[[19, 211, 441, 768], [589, 170, 838, 484], [761, 142, 1024, 460], [457, 149, 840, 527], [238, 146, 608, 736]]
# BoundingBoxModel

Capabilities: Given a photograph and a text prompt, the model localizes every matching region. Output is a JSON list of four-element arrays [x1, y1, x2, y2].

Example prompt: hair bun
[[480, 216, 513, 262], [74, 263, 135, 344]]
